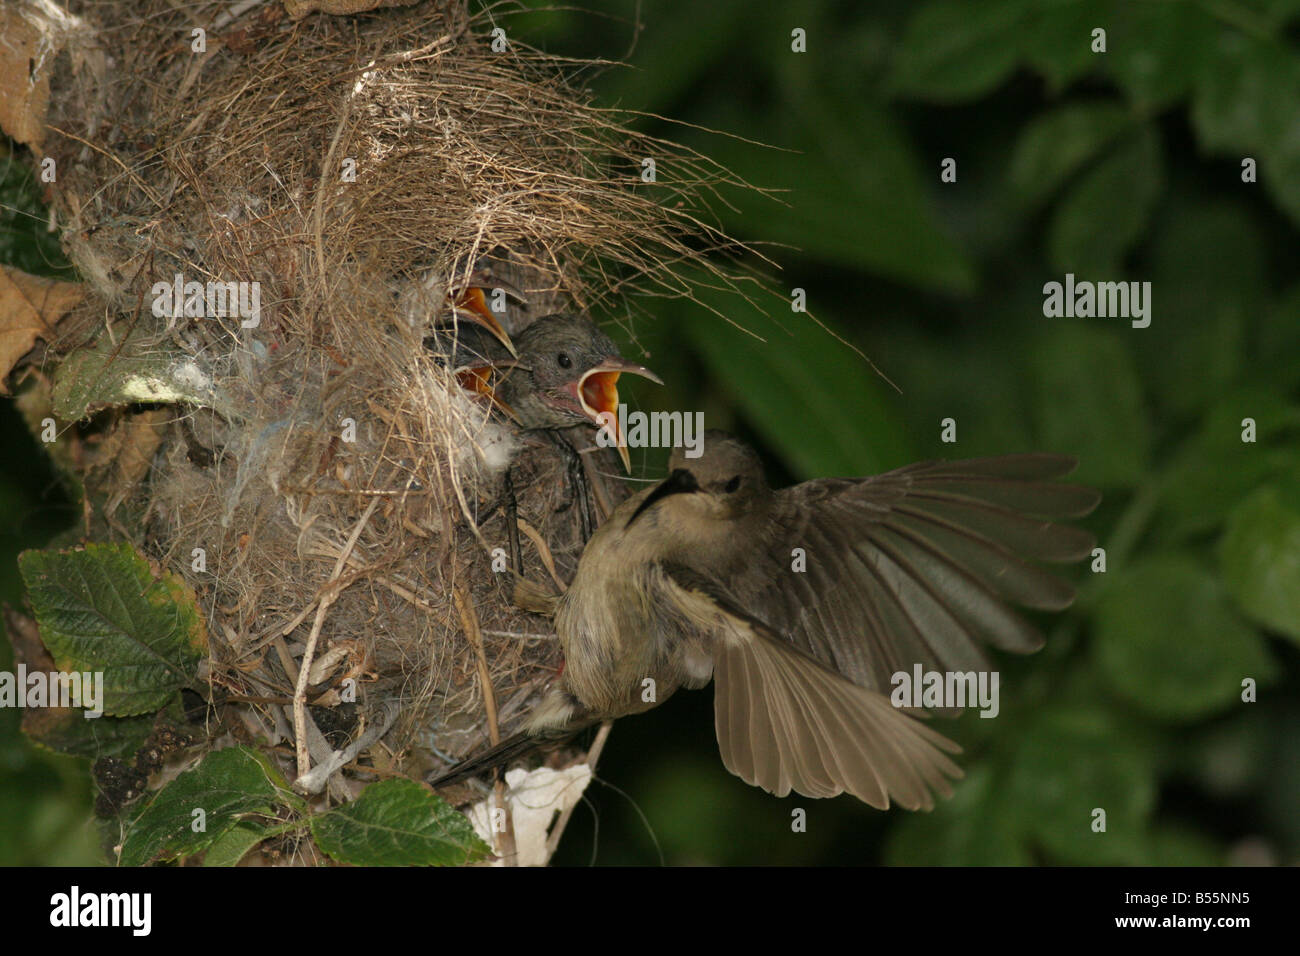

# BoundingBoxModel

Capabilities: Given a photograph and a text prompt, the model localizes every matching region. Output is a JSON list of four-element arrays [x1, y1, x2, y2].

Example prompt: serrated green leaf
[[19, 543, 207, 716], [1007, 102, 1132, 209], [1047, 125, 1162, 275], [889, 0, 1033, 102], [1004, 706, 1156, 864], [1029, 325, 1149, 488], [1093, 554, 1276, 719], [119, 746, 294, 867], [311, 779, 490, 867], [1220, 484, 1300, 642], [23, 709, 155, 759], [202, 821, 269, 867]]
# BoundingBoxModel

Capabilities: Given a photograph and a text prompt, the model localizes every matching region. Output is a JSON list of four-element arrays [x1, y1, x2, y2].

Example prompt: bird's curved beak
[[626, 468, 699, 528], [453, 285, 519, 357], [456, 365, 521, 423], [574, 358, 663, 473]]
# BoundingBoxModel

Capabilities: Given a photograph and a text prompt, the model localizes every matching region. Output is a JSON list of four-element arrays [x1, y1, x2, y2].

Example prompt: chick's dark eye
[[556, 352, 572, 369], [724, 475, 741, 493]]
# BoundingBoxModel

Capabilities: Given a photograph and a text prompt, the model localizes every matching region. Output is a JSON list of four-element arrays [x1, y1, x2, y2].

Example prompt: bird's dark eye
[[557, 352, 572, 369], [724, 475, 741, 493]]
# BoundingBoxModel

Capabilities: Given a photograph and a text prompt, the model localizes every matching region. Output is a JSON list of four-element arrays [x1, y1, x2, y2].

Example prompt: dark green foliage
[[4, 0, 1298, 865]]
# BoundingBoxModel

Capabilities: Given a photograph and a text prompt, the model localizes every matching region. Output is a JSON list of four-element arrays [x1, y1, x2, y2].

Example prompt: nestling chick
[[496, 314, 661, 473], [432, 313, 661, 473]]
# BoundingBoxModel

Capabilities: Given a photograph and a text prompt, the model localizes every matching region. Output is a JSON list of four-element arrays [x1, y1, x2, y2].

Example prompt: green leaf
[[883, 323, 1037, 459], [1192, 32, 1275, 152], [119, 746, 295, 867], [1022, 0, 1116, 93], [681, 294, 913, 478], [1029, 325, 1149, 488], [1102, 1, 1217, 109], [1004, 706, 1157, 864], [1147, 825, 1222, 866], [635, 755, 813, 864], [1007, 101, 1131, 209], [1191, 32, 1300, 227], [1258, 283, 1300, 390], [1093, 554, 1276, 719], [311, 779, 490, 867], [22, 709, 155, 760], [694, 95, 975, 294], [1220, 483, 1300, 642], [594, 1, 752, 114], [1234, 0, 1300, 27], [1047, 125, 1162, 275], [889, 0, 1033, 102], [1154, 386, 1300, 541], [1134, 199, 1259, 418], [19, 543, 208, 716], [1185, 711, 1272, 798], [0, 154, 76, 279], [884, 763, 1031, 865], [203, 821, 269, 867], [1259, 79, 1300, 227], [51, 327, 233, 421]]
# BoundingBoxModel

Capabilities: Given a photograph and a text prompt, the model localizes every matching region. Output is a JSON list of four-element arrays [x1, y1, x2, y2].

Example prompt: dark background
[[3, 0, 1299, 865]]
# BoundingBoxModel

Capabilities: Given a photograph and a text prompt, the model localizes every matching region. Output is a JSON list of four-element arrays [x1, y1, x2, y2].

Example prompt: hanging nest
[[2, 0, 762, 861]]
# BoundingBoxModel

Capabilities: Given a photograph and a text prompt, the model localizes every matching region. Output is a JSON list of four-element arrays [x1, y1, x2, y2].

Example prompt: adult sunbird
[[437, 431, 1099, 810]]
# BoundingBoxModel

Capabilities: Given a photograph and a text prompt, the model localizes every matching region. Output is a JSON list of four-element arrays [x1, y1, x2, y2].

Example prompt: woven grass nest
[[3, 0, 762, 864]]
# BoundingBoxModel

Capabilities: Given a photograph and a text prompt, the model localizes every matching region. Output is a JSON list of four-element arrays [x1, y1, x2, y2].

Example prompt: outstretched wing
[[663, 567, 962, 810], [731, 455, 1099, 698]]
